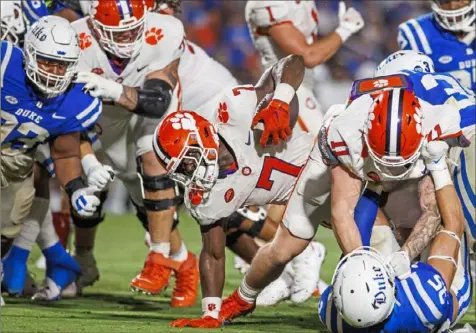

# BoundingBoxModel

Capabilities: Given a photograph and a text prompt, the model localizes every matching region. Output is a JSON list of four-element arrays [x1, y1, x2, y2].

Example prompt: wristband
[[273, 83, 295, 104], [64, 177, 86, 197], [430, 169, 453, 191], [112, 81, 124, 102], [202, 297, 222, 319], [81, 154, 101, 176]]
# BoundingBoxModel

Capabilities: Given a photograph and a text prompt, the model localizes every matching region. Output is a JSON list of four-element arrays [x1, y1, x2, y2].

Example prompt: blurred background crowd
[[99, 0, 434, 215]]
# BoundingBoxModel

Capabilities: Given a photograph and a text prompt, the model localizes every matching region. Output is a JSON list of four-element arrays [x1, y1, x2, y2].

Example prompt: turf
[[1, 213, 475, 333]]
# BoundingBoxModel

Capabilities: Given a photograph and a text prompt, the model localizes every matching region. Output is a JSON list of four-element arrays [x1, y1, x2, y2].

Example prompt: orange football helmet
[[364, 88, 425, 180], [89, 0, 147, 58], [153, 111, 220, 192]]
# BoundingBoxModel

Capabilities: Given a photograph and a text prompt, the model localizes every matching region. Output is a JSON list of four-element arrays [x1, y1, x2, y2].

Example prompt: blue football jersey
[[0, 41, 102, 153], [22, 0, 50, 25], [319, 263, 454, 333], [398, 14, 476, 91]]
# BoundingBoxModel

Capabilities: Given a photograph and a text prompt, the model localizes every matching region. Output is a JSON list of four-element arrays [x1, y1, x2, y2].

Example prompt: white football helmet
[[432, 0, 475, 33], [375, 50, 435, 77], [24, 16, 81, 98], [1, 1, 26, 45], [332, 247, 396, 328]]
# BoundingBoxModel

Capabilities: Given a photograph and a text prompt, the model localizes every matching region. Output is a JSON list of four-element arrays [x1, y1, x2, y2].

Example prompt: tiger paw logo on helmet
[[145, 27, 164, 45], [79, 32, 92, 50], [169, 112, 197, 130]]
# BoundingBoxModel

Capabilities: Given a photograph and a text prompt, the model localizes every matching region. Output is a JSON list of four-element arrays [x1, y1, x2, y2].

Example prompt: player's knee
[[226, 230, 244, 248], [237, 207, 267, 238], [71, 191, 108, 228]]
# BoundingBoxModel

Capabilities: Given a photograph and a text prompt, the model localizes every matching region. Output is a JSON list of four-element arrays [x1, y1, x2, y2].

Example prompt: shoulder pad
[[246, 1, 290, 27]]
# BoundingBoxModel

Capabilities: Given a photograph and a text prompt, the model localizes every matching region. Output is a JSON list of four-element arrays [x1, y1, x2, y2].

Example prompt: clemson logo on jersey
[[224, 188, 235, 203], [242, 167, 252, 176], [217, 102, 229, 123], [79, 32, 92, 50], [169, 112, 197, 131], [145, 27, 164, 45]]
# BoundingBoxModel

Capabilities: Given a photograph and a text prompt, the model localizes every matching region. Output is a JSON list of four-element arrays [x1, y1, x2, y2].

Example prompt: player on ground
[[219, 59, 474, 326], [318, 138, 467, 331], [153, 54, 323, 328], [245, 0, 364, 137], [1, 16, 102, 300], [398, 0, 475, 90], [70, 0, 198, 306]]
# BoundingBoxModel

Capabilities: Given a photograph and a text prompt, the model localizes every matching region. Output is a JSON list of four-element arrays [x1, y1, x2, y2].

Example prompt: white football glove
[[75, 71, 123, 102], [389, 251, 411, 280], [71, 186, 100, 217], [422, 140, 452, 190], [81, 154, 115, 191], [335, 1, 365, 43]]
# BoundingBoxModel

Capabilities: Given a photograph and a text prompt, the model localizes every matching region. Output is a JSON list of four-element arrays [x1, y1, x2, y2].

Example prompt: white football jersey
[[72, 12, 185, 100], [324, 93, 466, 182], [185, 85, 314, 225], [245, 0, 319, 88]]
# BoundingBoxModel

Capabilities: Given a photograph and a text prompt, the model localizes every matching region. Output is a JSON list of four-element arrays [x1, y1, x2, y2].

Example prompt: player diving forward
[[216, 52, 474, 327], [1, 15, 102, 299], [398, 0, 475, 90], [318, 139, 468, 332], [152, 54, 324, 328]]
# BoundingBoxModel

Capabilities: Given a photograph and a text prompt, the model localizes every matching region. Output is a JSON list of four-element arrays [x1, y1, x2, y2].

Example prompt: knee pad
[[131, 199, 180, 231], [71, 191, 108, 228], [370, 225, 401, 261], [137, 171, 180, 211], [226, 230, 245, 248]]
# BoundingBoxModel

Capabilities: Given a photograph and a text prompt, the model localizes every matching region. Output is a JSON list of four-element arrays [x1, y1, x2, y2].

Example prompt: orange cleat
[[130, 252, 181, 295], [219, 289, 256, 323], [170, 316, 221, 328], [171, 251, 199, 307]]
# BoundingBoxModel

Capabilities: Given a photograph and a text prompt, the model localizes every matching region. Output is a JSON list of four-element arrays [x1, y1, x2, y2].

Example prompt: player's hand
[[170, 316, 222, 328], [336, 1, 365, 43], [87, 164, 115, 191], [71, 186, 100, 217], [389, 251, 411, 280], [421, 140, 450, 172], [252, 99, 291, 146], [75, 71, 123, 102]]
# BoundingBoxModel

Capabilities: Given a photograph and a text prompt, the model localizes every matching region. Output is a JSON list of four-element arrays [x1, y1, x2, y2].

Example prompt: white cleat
[[74, 251, 99, 289], [32, 277, 61, 301], [257, 264, 294, 306], [23, 272, 39, 296], [35, 255, 46, 270], [290, 242, 326, 303], [61, 282, 79, 298], [453, 324, 476, 333], [233, 256, 251, 275]]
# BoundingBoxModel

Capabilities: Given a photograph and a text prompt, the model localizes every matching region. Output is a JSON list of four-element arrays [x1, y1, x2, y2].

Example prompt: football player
[[318, 139, 468, 331], [245, 0, 364, 137], [219, 56, 474, 326], [69, 0, 198, 306], [152, 54, 323, 328], [398, 0, 475, 90], [1, 16, 102, 299]]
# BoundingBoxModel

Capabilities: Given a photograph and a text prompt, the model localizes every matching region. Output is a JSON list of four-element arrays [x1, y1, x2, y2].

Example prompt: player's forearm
[[116, 86, 139, 111], [305, 33, 343, 68], [436, 185, 464, 238], [54, 156, 83, 188], [271, 54, 305, 92], [401, 176, 442, 260], [332, 211, 363, 255], [50, 132, 83, 188]]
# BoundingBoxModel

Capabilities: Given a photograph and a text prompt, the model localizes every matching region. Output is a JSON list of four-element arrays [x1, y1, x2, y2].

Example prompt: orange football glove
[[252, 99, 292, 146], [170, 316, 222, 329]]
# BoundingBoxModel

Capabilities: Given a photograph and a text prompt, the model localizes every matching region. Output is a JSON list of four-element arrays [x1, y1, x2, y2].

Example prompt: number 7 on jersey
[[256, 156, 302, 191]]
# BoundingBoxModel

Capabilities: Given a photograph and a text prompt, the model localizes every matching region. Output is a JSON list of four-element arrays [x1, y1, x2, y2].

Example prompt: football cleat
[[32, 277, 61, 301], [130, 252, 181, 295], [290, 242, 325, 303], [233, 255, 250, 275], [256, 263, 293, 306], [74, 249, 100, 289], [23, 271, 39, 296], [171, 252, 199, 307], [220, 289, 256, 323]]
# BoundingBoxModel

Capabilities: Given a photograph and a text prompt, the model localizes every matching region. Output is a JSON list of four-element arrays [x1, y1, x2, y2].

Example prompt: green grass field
[[2, 213, 475, 333]]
